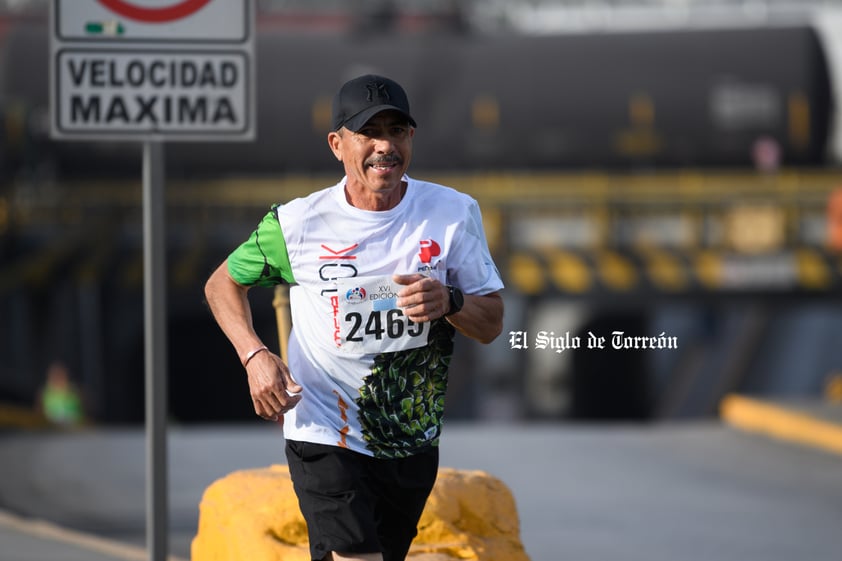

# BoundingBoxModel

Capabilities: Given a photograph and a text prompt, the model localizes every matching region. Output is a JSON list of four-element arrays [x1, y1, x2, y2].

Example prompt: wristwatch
[[444, 285, 464, 316]]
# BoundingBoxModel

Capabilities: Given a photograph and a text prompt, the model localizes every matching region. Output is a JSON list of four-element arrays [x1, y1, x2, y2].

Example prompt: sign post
[[143, 139, 167, 561], [49, 2, 255, 560]]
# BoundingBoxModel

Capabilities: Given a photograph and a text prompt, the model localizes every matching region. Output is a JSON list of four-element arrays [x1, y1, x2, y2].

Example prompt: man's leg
[[286, 441, 386, 560], [330, 553, 383, 561], [373, 446, 439, 561]]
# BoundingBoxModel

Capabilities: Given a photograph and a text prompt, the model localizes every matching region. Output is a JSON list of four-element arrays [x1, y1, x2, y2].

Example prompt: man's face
[[328, 110, 414, 203]]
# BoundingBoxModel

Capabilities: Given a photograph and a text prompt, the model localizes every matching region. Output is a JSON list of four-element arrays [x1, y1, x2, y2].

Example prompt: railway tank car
[[0, 17, 836, 179]]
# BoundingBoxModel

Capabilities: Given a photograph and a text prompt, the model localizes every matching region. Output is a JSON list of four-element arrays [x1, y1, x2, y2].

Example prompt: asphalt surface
[[1, 417, 841, 561]]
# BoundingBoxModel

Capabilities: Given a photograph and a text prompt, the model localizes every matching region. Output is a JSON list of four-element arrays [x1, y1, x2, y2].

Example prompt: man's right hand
[[245, 351, 302, 421]]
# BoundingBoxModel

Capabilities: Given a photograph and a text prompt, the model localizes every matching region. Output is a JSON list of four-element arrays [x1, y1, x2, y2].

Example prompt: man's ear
[[327, 131, 343, 162]]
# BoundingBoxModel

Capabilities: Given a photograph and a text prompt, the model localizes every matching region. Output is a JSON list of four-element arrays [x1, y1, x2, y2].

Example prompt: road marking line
[[0, 509, 188, 561]]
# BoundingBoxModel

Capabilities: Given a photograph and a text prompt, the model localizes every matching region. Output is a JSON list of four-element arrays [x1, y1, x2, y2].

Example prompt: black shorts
[[285, 440, 439, 561]]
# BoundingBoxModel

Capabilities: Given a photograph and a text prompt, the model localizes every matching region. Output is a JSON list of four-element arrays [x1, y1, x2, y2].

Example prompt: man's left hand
[[393, 273, 449, 323]]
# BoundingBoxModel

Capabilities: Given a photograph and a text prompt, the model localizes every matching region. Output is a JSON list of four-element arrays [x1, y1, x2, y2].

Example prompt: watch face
[[450, 286, 464, 314]]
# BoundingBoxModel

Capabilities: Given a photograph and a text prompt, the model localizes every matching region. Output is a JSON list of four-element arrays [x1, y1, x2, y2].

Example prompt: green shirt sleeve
[[227, 205, 295, 287]]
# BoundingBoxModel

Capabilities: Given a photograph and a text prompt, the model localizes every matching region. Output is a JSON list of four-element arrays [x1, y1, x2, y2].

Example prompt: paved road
[[1, 420, 841, 561]]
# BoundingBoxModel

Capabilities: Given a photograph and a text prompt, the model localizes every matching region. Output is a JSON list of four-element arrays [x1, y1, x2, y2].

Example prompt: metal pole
[[143, 141, 168, 561]]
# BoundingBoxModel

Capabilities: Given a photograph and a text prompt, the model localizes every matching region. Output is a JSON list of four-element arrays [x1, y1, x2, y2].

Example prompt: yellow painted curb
[[0, 509, 188, 561], [720, 394, 842, 456], [0, 402, 49, 429]]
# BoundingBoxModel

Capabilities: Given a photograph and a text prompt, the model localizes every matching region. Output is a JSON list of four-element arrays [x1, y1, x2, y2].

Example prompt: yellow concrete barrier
[[192, 465, 531, 561]]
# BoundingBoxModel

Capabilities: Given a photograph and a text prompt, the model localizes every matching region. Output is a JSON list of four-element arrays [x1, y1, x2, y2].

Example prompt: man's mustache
[[366, 155, 403, 166]]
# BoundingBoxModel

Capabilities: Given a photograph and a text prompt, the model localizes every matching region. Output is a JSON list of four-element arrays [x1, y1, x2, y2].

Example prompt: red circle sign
[[97, 0, 212, 23]]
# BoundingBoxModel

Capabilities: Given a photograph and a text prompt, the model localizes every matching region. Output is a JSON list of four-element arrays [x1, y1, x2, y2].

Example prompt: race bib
[[333, 276, 430, 353]]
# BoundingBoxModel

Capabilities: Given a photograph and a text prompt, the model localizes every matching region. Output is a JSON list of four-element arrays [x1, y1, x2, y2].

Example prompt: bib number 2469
[[344, 308, 424, 342]]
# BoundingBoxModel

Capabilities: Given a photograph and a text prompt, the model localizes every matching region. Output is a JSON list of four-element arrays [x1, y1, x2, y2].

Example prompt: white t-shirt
[[227, 175, 503, 458]]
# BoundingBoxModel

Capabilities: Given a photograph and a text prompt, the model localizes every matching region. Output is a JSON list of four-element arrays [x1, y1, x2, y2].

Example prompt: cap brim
[[340, 105, 417, 132]]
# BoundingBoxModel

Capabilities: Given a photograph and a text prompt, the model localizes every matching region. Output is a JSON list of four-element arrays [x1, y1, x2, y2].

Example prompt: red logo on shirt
[[319, 243, 359, 259], [418, 239, 441, 264]]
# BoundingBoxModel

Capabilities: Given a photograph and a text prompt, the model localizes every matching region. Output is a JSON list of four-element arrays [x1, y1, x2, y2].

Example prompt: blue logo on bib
[[345, 287, 367, 303]]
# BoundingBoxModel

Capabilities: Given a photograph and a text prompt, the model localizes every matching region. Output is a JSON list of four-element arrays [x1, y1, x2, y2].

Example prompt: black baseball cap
[[332, 74, 417, 132]]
